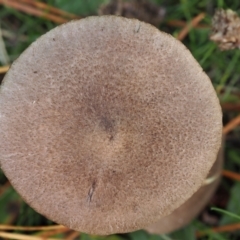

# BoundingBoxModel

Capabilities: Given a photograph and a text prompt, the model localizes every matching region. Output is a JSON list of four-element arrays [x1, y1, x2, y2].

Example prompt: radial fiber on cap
[[0, 16, 222, 235]]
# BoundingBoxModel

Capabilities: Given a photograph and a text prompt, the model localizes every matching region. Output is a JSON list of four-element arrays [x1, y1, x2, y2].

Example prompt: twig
[[223, 115, 240, 134], [196, 223, 240, 237], [222, 170, 240, 181], [0, 0, 68, 24], [177, 13, 205, 41]]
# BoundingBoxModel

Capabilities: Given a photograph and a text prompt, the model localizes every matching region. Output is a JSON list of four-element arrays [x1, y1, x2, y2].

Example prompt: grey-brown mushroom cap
[[145, 136, 225, 234], [0, 16, 222, 235]]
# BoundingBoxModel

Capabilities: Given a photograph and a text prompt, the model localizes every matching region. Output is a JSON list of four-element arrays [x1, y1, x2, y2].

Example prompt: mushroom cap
[[145, 136, 224, 234], [0, 16, 222, 235]]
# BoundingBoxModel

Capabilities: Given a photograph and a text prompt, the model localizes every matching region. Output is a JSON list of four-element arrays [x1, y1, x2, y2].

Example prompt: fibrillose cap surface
[[0, 16, 222, 235], [145, 137, 225, 234]]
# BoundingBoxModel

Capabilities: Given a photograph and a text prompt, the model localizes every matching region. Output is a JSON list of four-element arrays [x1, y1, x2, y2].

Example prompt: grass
[[0, 0, 240, 239]]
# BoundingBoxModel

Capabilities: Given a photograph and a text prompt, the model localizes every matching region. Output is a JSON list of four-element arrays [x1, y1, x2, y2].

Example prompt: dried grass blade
[[0, 231, 60, 240], [222, 170, 240, 181], [0, 225, 67, 231], [196, 223, 240, 237], [0, 0, 67, 24], [177, 13, 205, 41], [0, 65, 9, 74], [18, 0, 78, 19], [223, 115, 240, 134]]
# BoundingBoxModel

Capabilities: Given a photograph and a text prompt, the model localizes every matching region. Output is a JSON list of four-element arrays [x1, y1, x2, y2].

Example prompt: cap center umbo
[[99, 116, 116, 141]]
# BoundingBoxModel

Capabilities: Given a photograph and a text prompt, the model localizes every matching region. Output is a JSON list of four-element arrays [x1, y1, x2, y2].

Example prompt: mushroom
[[0, 16, 222, 235], [145, 137, 225, 234]]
